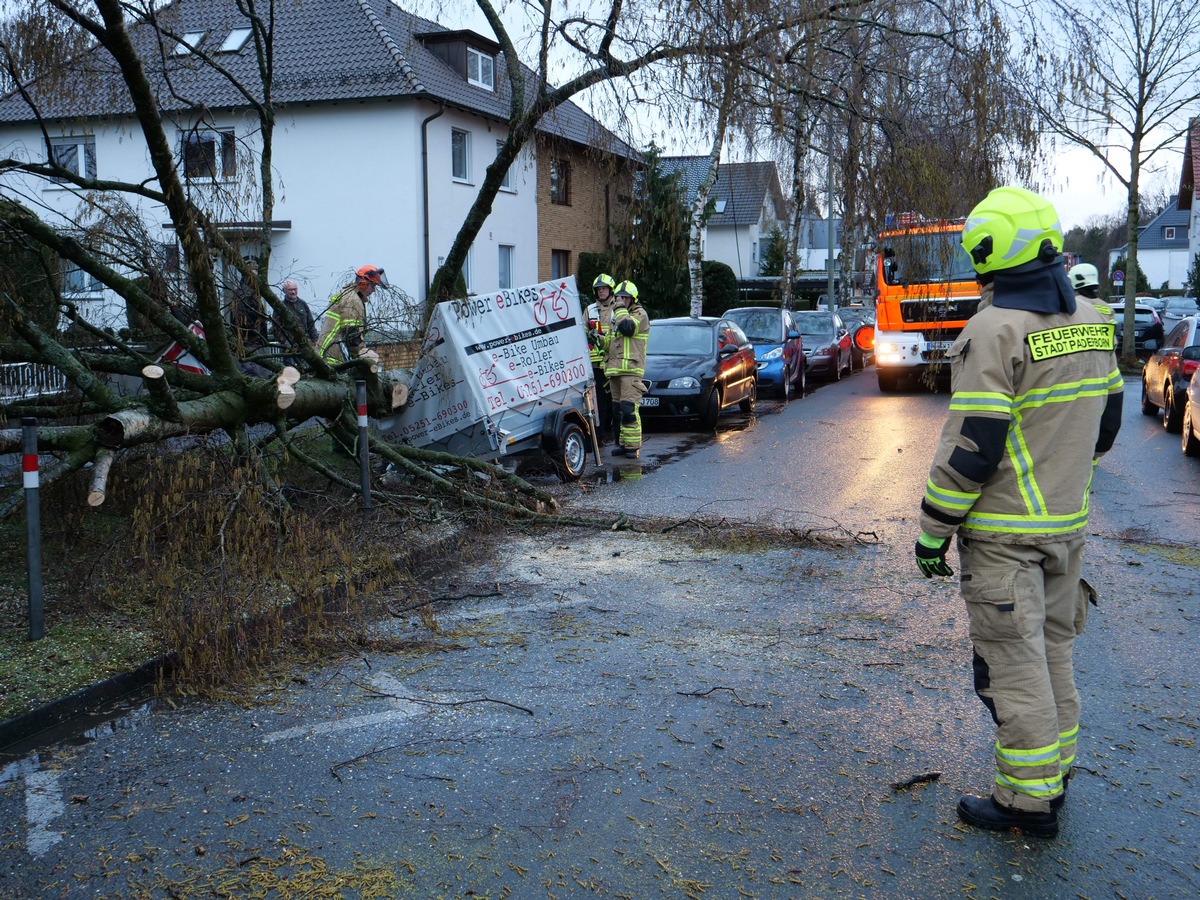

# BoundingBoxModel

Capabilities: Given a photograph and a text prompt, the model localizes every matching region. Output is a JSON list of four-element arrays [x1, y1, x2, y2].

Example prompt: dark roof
[[1180, 116, 1199, 211], [1110, 195, 1190, 253], [0, 0, 634, 157], [660, 158, 786, 226]]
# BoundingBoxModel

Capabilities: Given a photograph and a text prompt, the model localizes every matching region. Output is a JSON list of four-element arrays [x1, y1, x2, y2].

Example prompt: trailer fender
[[540, 407, 590, 451]]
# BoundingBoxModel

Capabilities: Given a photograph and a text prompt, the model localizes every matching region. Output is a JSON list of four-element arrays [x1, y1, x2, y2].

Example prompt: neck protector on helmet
[[991, 259, 1076, 315]]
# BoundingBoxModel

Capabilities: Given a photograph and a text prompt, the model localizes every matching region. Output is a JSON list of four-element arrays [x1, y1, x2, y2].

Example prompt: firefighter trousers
[[608, 374, 646, 449], [957, 535, 1090, 813]]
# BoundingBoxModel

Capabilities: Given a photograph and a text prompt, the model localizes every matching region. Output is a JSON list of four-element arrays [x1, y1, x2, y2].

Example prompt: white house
[[659, 158, 789, 279], [0, 0, 614, 334], [1107, 195, 1192, 290]]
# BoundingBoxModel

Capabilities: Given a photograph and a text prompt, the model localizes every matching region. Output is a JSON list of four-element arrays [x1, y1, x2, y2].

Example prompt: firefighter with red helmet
[[916, 186, 1123, 838], [318, 265, 387, 367]]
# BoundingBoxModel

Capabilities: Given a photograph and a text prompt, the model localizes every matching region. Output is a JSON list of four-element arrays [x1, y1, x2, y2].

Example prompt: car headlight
[[760, 347, 783, 361], [877, 342, 898, 354], [667, 376, 700, 389]]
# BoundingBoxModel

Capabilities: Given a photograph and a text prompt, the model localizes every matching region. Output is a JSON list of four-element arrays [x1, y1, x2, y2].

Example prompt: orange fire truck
[[872, 214, 980, 391]]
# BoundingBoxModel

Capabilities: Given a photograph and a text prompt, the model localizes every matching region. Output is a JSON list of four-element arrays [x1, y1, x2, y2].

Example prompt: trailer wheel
[[553, 421, 589, 482]]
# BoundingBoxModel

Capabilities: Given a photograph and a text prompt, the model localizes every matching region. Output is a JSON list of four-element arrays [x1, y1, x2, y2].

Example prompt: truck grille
[[899, 297, 980, 324]]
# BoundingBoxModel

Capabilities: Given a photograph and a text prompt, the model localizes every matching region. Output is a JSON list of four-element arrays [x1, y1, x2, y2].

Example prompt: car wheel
[[552, 421, 589, 482], [781, 364, 792, 400], [798, 361, 806, 397], [701, 389, 721, 430], [1184, 402, 1200, 457], [1164, 383, 1184, 433], [740, 378, 757, 415], [832, 355, 842, 382], [1141, 377, 1158, 416]]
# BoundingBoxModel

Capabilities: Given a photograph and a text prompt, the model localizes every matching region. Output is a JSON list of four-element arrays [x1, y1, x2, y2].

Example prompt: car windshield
[[838, 308, 873, 327], [795, 313, 834, 336], [725, 311, 779, 343], [647, 323, 714, 356], [880, 231, 976, 286], [1164, 298, 1199, 316]]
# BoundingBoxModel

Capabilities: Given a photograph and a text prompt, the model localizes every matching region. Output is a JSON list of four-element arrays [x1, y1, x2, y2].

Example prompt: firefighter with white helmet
[[601, 280, 650, 459], [916, 186, 1123, 838], [1067, 263, 1115, 322]]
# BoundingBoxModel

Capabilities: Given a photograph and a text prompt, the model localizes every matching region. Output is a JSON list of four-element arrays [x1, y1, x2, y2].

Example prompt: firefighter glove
[[915, 531, 953, 578], [616, 317, 637, 337]]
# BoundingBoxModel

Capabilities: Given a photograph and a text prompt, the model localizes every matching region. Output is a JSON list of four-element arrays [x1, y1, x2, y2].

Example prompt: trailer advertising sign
[[392, 276, 591, 449]]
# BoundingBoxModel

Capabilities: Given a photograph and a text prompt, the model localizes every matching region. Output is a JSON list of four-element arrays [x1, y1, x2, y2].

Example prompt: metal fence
[[0, 362, 68, 402]]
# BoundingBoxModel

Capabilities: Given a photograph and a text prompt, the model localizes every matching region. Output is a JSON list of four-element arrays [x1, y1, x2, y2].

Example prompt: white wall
[[0, 97, 540, 334], [1107, 246, 1192, 290]]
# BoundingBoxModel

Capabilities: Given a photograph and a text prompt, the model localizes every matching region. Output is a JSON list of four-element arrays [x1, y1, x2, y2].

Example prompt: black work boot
[[1050, 769, 1072, 811], [956, 795, 1058, 838]]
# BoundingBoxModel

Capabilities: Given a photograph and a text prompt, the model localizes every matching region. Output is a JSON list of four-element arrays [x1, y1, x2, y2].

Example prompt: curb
[[0, 655, 170, 754]]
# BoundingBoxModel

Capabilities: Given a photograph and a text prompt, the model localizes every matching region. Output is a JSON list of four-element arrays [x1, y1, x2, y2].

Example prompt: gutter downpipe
[[421, 100, 446, 303]]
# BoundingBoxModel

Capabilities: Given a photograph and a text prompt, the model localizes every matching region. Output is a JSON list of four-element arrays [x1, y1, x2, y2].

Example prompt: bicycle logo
[[533, 286, 568, 326]]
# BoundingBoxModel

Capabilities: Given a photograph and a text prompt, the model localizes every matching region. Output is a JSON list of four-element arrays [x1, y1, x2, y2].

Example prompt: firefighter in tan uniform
[[586, 273, 618, 444], [318, 265, 387, 367], [601, 281, 650, 459], [915, 187, 1123, 839]]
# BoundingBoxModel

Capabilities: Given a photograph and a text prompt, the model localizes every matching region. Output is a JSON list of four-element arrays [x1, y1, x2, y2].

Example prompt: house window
[[219, 27, 252, 53], [182, 128, 235, 179], [452, 129, 470, 181], [498, 245, 515, 289], [173, 31, 207, 55], [467, 47, 494, 90], [496, 141, 513, 190], [462, 248, 473, 293], [550, 159, 570, 205], [49, 137, 96, 181], [751, 241, 758, 263], [1164, 226, 1176, 240], [60, 260, 100, 296], [551, 249, 570, 280]]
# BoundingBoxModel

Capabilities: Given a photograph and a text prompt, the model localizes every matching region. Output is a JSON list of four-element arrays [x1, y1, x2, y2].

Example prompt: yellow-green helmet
[[593, 273, 617, 294], [960, 186, 1064, 275], [614, 280, 639, 302]]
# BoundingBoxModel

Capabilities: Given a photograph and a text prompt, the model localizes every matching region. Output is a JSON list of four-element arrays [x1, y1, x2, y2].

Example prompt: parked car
[[1183, 358, 1200, 457], [794, 310, 852, 380], [640, 317, 757, 430], [835, 305, 876, 370], [1140, 316, 1200, 432], [1160, 296, 1200, 328], [1110, 302, 1164, 357], [723, 306, 806, 399]]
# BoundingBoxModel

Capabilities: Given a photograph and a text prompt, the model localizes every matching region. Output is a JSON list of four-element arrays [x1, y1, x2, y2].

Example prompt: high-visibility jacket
[[317, 284, 368, 364], [586, 299, 615, 367], [602, 304, 650, 377], [920, 283, 1123, 544]]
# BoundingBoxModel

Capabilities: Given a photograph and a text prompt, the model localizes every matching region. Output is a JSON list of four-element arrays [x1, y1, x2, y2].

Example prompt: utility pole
[[826, 119, 836, 312]]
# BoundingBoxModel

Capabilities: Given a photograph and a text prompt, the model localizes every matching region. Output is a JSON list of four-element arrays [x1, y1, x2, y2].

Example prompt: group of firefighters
[[584, 275, 651, 460]]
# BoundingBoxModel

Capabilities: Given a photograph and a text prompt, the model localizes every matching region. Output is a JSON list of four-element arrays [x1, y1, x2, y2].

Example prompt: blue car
[[723, 307, 807, 399]]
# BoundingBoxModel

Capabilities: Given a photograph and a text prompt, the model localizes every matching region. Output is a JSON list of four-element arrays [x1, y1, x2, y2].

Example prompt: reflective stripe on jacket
[[317, 285, 367, 364], [602, 305, 650, 377], [920, 283, 1124, 544], [587, 300, 615, 367]]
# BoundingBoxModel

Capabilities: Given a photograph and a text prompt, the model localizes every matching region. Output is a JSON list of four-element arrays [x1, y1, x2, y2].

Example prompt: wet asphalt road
[[1, 368, 1198, 899]]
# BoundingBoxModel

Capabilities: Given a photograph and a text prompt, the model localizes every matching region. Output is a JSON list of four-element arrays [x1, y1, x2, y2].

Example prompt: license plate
[[927, 340, 955, 351], [640, 396, 659, 407]]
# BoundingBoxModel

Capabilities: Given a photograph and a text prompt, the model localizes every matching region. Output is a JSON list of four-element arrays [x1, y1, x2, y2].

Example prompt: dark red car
[[1141, 315, 1200, 432]]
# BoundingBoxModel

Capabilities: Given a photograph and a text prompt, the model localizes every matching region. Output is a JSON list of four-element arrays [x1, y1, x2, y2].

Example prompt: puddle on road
[[0, 692, 158, 763]]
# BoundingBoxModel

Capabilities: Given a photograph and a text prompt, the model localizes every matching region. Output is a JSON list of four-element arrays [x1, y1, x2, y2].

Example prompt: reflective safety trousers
[[920, 286, 1123, 545], [959, 536, 1090, 812]]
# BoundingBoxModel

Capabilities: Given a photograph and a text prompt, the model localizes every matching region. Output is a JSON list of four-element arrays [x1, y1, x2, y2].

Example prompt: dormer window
[[467, 47, 494, 90], [219, 27, 252, 53], [173, 31, 207, 55]]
